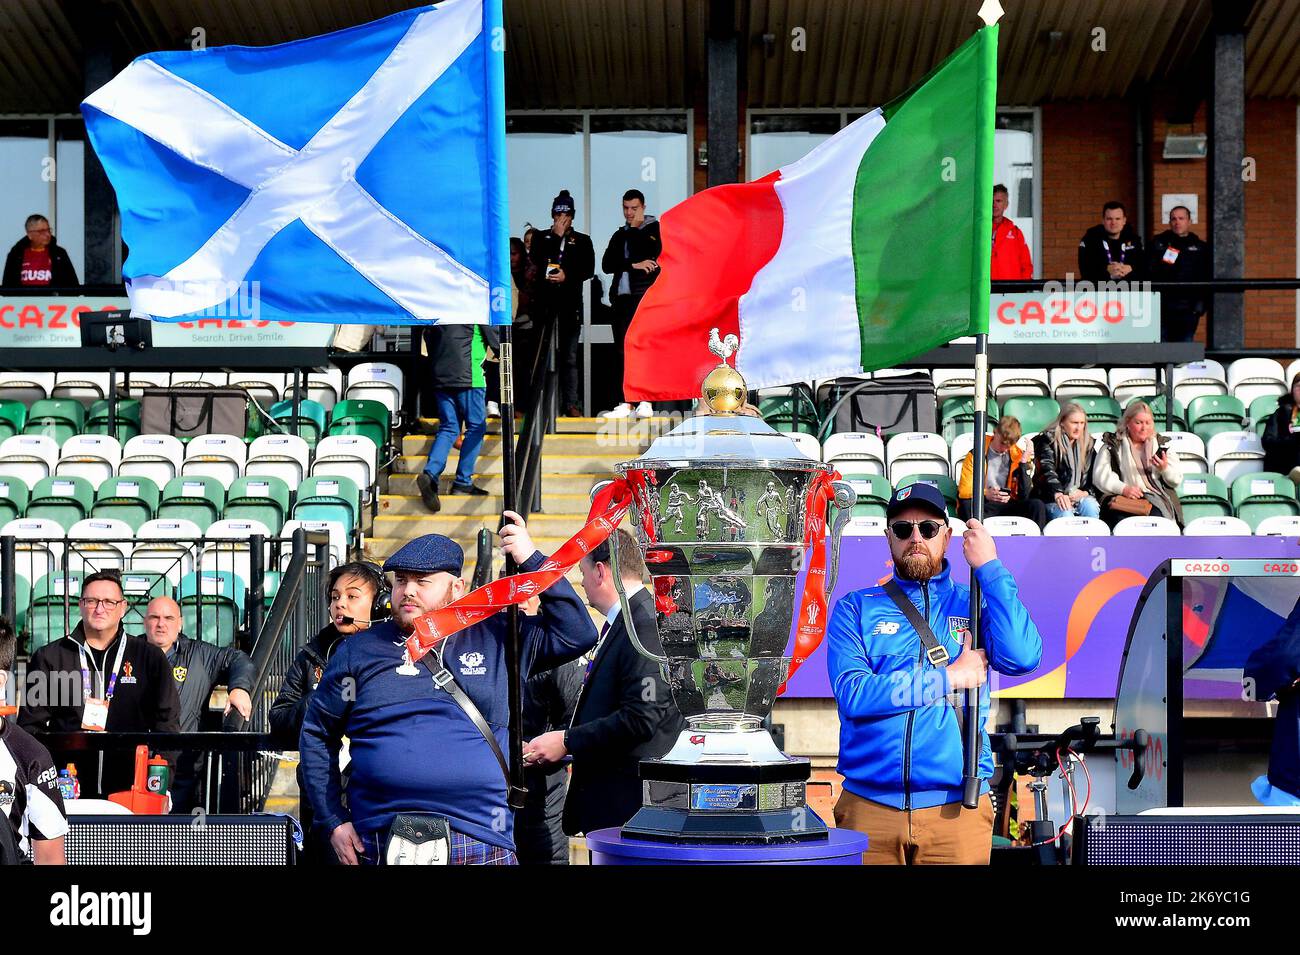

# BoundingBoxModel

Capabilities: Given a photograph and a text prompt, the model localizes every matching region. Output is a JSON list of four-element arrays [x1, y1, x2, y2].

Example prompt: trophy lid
[[623, 408, 826, 470]]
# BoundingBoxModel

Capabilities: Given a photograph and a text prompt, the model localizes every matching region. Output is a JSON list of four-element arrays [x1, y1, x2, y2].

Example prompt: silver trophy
[[592, 333, 855, 842]]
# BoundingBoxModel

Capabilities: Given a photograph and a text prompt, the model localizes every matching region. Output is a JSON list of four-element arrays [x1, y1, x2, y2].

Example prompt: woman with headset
[[270, 561, 388, 864]]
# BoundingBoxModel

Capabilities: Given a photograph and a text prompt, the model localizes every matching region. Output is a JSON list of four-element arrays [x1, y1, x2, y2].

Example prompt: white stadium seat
[[982, 515, 1041, 537], [0, 372, 55, 406], [886, 432, 949, 484], [311, 434, 378, 499], [55, 434, 122, 490], [788, 431, 821, 460], [345, 362, 404, 421], [1113, 516, 1181, 536], [843, 516, 886, 537], [949, 431, 977, 482], [52, 372, 112, 406], [246, 434, 311, 487], [1255, 515, 1300, 537], [1226, 358, 1287, 408], [280, 518, 347, 568], [1183, 516, 1252, 537], [1172, 360, 1227, 407], [200, 518, 274, 584], [991, 368, 1050, 402], [822, 432, 886, 476], [932, 369, 976, 402], [181, 433, 247, 487], [1043, 516, 1110, 536], [229, 372, 286, 408], [121, 371, 171, 398], [285, 368, 344, 413], [1161, 431, 1208, 475], [67, 518, 134, 573], [120, 434, 185, 487], [1206, 431, 1265, 484], [0, 434, 59, 485], [132, 518, 202, 585], [0, 517, 65, 589], [1050, 368, 1109, 401], [1287, 360, 1300, 390], [1108, 367, 1160, 407], [949, 517, 969, 535]]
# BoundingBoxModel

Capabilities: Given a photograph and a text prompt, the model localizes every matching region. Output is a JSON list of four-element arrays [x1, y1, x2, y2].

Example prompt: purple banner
[[784, 535, 1300, 699]]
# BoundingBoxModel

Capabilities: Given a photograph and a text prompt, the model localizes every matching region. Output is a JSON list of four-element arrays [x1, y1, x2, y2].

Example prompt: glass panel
[[55, 119, 86, 284], [996, 110, 1036, 274], [506, 115, 584, 238], [747, 113, 840, 179], [0, 120, 51, 286]]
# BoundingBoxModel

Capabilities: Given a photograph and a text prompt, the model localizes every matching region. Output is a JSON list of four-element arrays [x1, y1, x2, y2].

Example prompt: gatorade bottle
[[146, 754, 170, 795], [59, 764, 80, 802]]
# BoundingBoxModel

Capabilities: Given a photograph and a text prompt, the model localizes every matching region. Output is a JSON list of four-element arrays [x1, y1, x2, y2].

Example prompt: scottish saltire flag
[[81, 0, 510, 325]]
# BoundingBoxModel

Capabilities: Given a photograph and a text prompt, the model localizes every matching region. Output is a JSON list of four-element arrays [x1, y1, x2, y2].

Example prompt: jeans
[[1046, 496, 1101, 521], [424, 387, 486, 487]]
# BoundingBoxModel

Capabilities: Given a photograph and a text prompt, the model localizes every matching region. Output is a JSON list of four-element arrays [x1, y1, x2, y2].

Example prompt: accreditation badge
[[1162, 246, 1180, 265], [81, 697, 109, 732]]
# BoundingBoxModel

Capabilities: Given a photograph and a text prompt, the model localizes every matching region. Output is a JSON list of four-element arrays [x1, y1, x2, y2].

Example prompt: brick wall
[[1244, 99, 1296, 349]]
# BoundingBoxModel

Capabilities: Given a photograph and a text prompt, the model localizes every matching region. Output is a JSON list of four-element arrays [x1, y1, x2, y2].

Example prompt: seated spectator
[[1077, 201, 1144, 283], [1262, 375, 1300, 487], [2, 214, 80, 287], [958, 416, 1046, 528], [1032, 403, 1101, 521], [1092, 401, 1184, 527]]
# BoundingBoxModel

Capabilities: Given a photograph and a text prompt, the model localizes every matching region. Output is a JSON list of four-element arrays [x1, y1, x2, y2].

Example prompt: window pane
[[506, 115, 584, 238], [55, 119, 86, 283], [996, 110, 1036, 275], [748, 113, 840, 179], [0, 120, 50, 284]]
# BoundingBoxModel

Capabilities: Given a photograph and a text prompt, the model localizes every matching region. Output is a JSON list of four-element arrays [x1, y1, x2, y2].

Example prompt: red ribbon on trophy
[[778, 469, 840, 696], [404, 478, 634, 663]]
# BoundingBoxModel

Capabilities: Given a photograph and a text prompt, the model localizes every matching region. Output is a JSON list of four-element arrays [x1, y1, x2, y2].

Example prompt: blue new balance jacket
[[299, 550, 598, 851], [827, 559, 1042, 811]]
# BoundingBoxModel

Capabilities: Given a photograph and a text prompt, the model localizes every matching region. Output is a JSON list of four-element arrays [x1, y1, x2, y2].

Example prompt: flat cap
[[382, 534, 464, 576]]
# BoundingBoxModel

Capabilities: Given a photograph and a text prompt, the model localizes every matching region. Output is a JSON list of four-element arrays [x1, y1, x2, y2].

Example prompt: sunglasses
[[889, 519, 945, 540]]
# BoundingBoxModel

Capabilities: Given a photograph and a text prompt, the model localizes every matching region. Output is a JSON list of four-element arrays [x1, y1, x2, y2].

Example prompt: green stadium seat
[[157, 476, 226, 532], [1231, 471, 1300, 531], [22, 399, 86, 447], [0, 400, 27, 440], [28, 572, 83, 653], [939, 398, 999, 444], [759, 387, 819, 436], [1177, 473, 1232, 523], [1000, 396, 1060, 436], [895, 473, 959, 511], [86, 398, 142, 443], [1075, 396, 1125, 431], [1128, 394, 1186, 432], [26, 475, 93, 531], [270, 398, 327, 449], [179, 570, 245, 648], [224, 475, 291, 532], [92, 476, 161, 532], [1248, 395, 1280, 437], [1188, 395, 1247, 443], [5, 573, 30, 641], [842, 472, 891, 519], [293, 474, 361, 534], [0, 474, 29, 523], [120, 570, 174, 632]]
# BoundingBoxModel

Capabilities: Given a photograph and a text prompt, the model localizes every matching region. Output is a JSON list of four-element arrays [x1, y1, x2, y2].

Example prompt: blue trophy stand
[[587, 827, 868, 865]]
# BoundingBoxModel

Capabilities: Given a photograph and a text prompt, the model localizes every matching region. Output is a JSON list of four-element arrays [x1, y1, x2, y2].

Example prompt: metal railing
[[515, 321, 559, 520]]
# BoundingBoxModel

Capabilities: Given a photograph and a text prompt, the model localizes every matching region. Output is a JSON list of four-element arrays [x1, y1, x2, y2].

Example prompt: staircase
[[366, 416, 662, 571]]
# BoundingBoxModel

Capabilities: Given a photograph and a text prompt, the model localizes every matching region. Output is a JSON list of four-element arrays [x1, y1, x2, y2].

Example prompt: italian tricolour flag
[[625, 24, 998, 401]]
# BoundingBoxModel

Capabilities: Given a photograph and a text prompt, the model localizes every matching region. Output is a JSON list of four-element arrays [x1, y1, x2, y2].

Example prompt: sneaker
[[635, 401, 654, 418], [486, 401, 500, 418], [600, 404, 633, 419], [565, 404, 582, 418], [416, 472, 441, 513], [448, 482, 490, 496]]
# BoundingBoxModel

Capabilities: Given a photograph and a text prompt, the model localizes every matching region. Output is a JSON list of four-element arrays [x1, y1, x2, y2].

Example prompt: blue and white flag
[[81, 0, 509, 326]]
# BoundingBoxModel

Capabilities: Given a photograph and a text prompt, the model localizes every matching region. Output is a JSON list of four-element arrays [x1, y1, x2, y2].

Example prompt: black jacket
[[529, 226, 594, 317], [2, 238, 79, 288], [1147, 229, 1211, 310], [421, 324, 500, 390], [515, 657, 584, 864], [1077, 224, 1144, 282], [1263, 398, 1300, 476], [269, 625, 348, 749], [1031, 431, 1097, 501], [562, 588, 684, 835], [19, 624, 181, 798], [601, 216, 662, 300], [165, 634, 256, 733]]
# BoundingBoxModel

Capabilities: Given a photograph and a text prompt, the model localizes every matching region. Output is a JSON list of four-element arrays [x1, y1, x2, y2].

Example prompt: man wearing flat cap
[[827, 483, 1042, 865], [300, 511, 597, 865]]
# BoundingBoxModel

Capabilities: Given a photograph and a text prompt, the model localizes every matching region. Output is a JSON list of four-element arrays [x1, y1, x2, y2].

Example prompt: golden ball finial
[[702, 362, 747, 414]]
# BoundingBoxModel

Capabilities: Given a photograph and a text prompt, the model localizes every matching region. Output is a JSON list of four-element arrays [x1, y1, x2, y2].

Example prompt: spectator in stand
[[271, 560, 385, 864], [530, 190, 595, 418], [1147, 206, 1211, 342], [20, 570, 180, 799], [990, 184, 1032, 280], [143, 596, 254, 814], [2, 214, 79, 287], [600, 189, 662, 420], [1262, 374, 1300, 487], [958, 416, 1047, 528], [1077, 201, 1144, 283], [1032, 403, 1101, 521], [1092, 401, 1184, 528], [511, 235, 542, 411]]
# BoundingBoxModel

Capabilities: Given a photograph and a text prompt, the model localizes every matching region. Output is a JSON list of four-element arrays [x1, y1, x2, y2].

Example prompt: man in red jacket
[[990, 184, 1033, 280]]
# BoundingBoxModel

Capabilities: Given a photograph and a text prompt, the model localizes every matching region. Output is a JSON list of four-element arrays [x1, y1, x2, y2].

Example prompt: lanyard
[[79, 635, 127, 702]]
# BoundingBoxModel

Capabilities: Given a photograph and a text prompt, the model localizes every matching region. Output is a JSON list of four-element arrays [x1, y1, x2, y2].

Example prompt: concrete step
[[386, 471, 609, 496], [392, 452, 625, 475], [400, 431, 651, 457], [378, 492, 591, 517]]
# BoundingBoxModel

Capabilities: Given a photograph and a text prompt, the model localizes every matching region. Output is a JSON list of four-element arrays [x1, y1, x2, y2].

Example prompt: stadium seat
[[843, 516, 886, 537], [1172, 360, 1228, 407], [120, 571, 173, 632], [1108, 367, 1160, 407], [26, 476, 93, 531], [932, 369, 977, 402], [229, 372, 285, 408], [311, 435, 378, 501], [27, 572, 82, 653], [54, 434, 122, 490], [120, 434, 185, 488], [1248, 395, 1279, 437], [132, 519, 202, 585], [345, 362, 404, 423], [1001, 396, 1060, 435], [199, 519, 273, 586], [0, 372, 54, 407], [327, 398, 391, 454], [1162, 432, 1208, 474], [822, 432, 886, 476], [843, 473, 890, 518], [23, 399, 86, 446], [1187, 395, 1246, 443], [92, 476, 160, 532], [1049, 368, 1110, 401], [270, 398, 327, 449], [246, 434, 311, 487], [886, 432, 949, 484], [1043, 516, 1110, 536], [1255, 515, 1300, 537], [85, 398, 142, 443], [181, 433, 247, 486], [0, 475, 28, 523], [1207, 431, 1265, 484], [948, 516, 968, 534], [991, 368, 1050, 402], [280, 518, 347, 568], [0, 434, 59, 487], [52, 372, 111, 406], [1231, 472, 1300, 531], [67, 518, 135, 574], [1113, 516, 1181, 536], [0, 399, 27, 440], [157, 476, 226, 531], [788, 431, 821, 460], [178, 570, 245, 648], [949, 431, 976, 482], [121, 370, 171, 398], [1072, 396, 1123, 431], [294, 475, 361, 534], [1, 518, 66, 593], [1133, 393, 1186, 432], [894, 473, 958, 512], [939, 397, 999, 443], [1177, 474, 1232, 523], [982, 515, 1041, 537], [759, 387, 819, 435], [1227, 358, 1287, 408], [1183, 516, 1252, 536], [283, 368, 344, 413], [224, 476, 291, 532]]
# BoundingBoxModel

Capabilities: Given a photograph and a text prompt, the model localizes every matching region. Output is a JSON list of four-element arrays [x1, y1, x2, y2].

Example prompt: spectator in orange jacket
[[990, 184, 1033, 280]]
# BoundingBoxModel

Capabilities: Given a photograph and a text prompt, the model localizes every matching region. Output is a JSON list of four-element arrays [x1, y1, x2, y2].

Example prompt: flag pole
[[962, 0, 1001, 811]]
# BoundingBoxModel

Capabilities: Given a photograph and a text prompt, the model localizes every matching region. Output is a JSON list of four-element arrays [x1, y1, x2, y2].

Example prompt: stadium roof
[[0, 0, 1296, 114]]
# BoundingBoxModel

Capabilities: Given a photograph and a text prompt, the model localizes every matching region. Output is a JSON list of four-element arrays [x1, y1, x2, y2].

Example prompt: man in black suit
[[522, 528, 684, 835]]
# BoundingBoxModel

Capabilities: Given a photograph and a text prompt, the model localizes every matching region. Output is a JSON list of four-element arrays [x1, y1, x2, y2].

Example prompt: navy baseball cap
[[885, 482, 948, 520], [382, 534, 465, 576]]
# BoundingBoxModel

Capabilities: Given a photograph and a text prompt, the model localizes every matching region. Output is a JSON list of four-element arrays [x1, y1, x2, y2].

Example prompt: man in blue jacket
[[828, 483, 1042, 864], [300, 512, 598, 865]]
